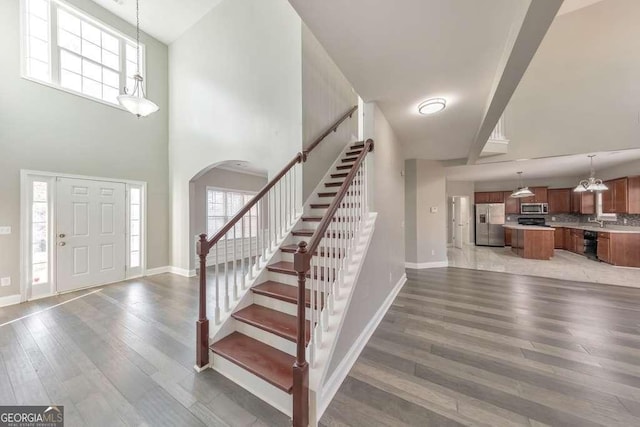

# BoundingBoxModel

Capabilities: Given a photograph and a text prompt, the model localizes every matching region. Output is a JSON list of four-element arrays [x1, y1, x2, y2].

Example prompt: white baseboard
[[318, 273, 407, 418], [145, 266, 196, 278], [0, 294, 22, 308], [145, 266, 171, 276], [405, 260, 449, 269]]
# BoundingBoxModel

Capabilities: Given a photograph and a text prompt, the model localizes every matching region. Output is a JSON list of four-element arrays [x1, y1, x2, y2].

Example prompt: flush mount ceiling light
[[510, 171, 534, 198], [418, 98, 446, 115], [573, 155, 608, 193], [117, 0, 159, 118]]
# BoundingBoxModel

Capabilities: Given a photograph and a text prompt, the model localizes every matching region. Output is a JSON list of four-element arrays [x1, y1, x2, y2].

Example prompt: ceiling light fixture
[[117, 0, 159, 118], [510, 171, 534, 198], [573, 155, 608, 193], [418, 98, 446, 115]]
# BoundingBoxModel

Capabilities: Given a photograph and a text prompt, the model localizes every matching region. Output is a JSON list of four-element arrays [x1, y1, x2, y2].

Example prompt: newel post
[[196, 233, 210, 370], [292, 241, 310, 427]]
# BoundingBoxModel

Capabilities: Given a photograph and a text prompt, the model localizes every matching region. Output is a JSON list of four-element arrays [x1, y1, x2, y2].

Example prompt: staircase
[[195, 107, 374, 426]]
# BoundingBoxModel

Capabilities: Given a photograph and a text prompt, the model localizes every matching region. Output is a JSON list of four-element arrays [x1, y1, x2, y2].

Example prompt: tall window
[[129, 187, 142, 269], [21, 0, 144, 106], [31, 181, 49, 285], [207, 189, 257, 239]]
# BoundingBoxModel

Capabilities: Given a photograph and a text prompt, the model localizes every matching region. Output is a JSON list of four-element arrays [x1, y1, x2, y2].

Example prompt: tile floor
[[448, 245, 640, 288]]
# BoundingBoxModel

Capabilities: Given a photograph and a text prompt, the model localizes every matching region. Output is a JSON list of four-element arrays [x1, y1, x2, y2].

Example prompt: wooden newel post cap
[[293, 241, 310, 272], [197, 234, 209, 256], [296, 241, 307, 253]]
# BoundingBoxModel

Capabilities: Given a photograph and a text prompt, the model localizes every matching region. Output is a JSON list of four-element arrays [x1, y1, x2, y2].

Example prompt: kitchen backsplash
[[505, 214, 581, 223], [580, 214, 640, 227]]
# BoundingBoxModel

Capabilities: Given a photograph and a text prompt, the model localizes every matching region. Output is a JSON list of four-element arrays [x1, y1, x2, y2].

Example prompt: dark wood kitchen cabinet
[[554, 227, 564, 249], [520, 187, 548, 203], [570, 229, 584, 254], [548, 189, 571, 213], [629, 176, 640, 214], [475, 192, 503, 204], [597, 232, 611, 264], [571, 191, 595, 214], [597, 232, 640, 267], [563, 228, 571, 251], [603, 178, 629, 214], [504, 227, 512, 246], [503, 191, 520, 214]]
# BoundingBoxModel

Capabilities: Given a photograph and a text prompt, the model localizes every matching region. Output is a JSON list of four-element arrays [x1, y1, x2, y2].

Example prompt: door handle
[[59, 233, 66, 238], [59, 242, 66, 246]]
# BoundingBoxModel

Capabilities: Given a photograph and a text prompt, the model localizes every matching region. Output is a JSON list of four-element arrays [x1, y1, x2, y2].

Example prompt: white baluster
[[215, 244, 220, 324], [255, 201, 261, 269], [233, 226, 238, 300], [241, 218, 245, 290], [310, 255, 316, 367], [224, 232, 230, 311]]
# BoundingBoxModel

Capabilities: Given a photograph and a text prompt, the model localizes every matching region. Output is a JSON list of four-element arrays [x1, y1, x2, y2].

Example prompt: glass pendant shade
[[510, 172, 533, 198], [117, 74, 159, 117], [573, 155, 608, 193]]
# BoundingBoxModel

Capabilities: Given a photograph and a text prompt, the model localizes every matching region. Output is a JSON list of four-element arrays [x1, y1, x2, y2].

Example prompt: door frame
[[20, 170, 147, 302]]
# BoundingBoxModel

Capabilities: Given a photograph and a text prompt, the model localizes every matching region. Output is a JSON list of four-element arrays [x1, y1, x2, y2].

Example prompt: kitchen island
[[503, 224, 555, 260]]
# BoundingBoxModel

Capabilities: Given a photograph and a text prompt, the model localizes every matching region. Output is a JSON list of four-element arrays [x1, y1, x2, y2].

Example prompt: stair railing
[[196, 106, 357, 370], [292, 138, 374, 427]]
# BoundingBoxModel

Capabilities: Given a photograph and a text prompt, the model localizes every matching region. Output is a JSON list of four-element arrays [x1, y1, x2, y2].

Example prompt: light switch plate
[[0, 226, 11, 235], [0, 277, 10, 287], [430, 207, 438, 213]]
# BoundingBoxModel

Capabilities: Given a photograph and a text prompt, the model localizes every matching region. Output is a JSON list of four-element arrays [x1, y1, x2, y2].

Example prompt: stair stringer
[[307, 212, 378, 426]]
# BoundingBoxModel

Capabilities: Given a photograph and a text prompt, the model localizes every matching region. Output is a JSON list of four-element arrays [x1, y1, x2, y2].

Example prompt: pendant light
[[573, 155, 608, 192], [117, 0, 159, 118], [510, 172, 534, 198]]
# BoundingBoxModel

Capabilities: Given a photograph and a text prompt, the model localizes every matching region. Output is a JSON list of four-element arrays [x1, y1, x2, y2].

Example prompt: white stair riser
[[212, 355, 292, 417], [233, 319, 297, 356], [253, 293, 312, 319]]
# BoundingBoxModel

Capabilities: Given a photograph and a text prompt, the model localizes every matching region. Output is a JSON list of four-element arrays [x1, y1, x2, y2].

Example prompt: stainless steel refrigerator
[[475, 203, 505, 246]]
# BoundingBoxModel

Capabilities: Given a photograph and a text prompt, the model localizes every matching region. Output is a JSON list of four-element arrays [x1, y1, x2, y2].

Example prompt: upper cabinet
[[503, 191, 520, 214], [474, 192, 504, 204], [548, 188, 571, 213], [629, 176, 640, 214], [603, 178, 629, 214], [520, 187, 548, 203], [571, 191, 595, 214]]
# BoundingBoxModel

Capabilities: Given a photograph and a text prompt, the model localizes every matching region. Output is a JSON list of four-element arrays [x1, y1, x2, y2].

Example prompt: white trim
[[169, 266, 196, 277], [0, 295, 22, 308], [215, 164, 268, 178], [145, 266, 171, 276], [318, 272, 407, 418], [405, 260, 449, 269], [20, 170, 148, 302]]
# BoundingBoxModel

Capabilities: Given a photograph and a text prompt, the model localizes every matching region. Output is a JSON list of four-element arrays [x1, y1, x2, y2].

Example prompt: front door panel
[[56, 178, 126, 292]]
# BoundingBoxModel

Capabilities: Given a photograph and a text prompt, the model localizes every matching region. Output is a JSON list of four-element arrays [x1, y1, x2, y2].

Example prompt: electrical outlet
[[624, 218, 628, 225], [551, 216, 556, 221], [0, 277, 10, 287], [0, 226, 11, 235], [431, 250, 435, 256]]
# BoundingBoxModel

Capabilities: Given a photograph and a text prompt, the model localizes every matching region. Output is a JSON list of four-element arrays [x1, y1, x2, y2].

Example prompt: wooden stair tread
[[310, 203, 330, 209], [351, 143, 364, 149], [211, 332, 294, 393], [336, 165, 353, 170], [280, 244, 344, 257], [341, 157, 357, 163], [232, 305, 310, 344], [325, 182, 344, 187], [346, 150, 362, 156], [318, 192, 337, 197], [331, 172, 348, 178], [292, 229, 315, 236], [252, 281, 324, 308]]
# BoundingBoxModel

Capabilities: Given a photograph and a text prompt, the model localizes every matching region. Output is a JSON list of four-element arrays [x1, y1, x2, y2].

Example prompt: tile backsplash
[[580, 214, 640, 227], [505, 213, 640, 226]]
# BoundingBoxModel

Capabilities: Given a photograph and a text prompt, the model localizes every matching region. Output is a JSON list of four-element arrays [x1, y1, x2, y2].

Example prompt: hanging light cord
[[136, 0, 140, 75]]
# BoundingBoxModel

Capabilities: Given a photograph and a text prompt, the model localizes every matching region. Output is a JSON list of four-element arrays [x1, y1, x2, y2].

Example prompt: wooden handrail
[[306, 138, 374, 255], [304, 105, 358, 155], [201, 105, 358, 253]]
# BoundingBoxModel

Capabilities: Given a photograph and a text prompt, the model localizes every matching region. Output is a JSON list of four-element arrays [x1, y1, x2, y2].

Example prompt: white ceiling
[[557, 0, 607, 15], [289, 0, 537, 160], [445, 149, 640, 182], [90, 0, 223, 44]]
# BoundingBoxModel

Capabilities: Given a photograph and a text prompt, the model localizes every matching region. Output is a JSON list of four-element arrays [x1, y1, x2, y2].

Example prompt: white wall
[[168, 0, 303, 272], [474, 176, 581, 192], [405, 159, 448, 266], [325, 102, 405, 377], [483, 0, 640, 163], [301, 24, 358, 199], [0, 0, 169, 298]]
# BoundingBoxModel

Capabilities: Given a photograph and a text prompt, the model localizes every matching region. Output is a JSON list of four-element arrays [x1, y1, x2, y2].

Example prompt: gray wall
[[301, 24, 358, 199], [190, 167, 267, 241], [482, 0, 640, 163], [0, 0, 168, 298], [325, 102, 405, 378], [598, 159, 640, 181], [168, 0, 303, 272], [405, 159, 448, 265]]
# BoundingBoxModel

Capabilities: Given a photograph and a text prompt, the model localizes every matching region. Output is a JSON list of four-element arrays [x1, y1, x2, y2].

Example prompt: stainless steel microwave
[[521, 203, 548, 215]]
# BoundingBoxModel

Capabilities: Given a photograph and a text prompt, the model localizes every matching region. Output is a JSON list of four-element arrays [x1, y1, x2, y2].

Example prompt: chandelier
[[510, 171, 534, 198], [573, 155, 608, 193], [117, 0, 159, 118]]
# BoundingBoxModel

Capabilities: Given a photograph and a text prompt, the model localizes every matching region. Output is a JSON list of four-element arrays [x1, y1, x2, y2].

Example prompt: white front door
[[56, 177, 126, 292]]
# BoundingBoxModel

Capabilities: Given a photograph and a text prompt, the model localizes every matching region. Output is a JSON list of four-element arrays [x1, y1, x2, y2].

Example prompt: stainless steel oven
[[520, 203, 549, 215]]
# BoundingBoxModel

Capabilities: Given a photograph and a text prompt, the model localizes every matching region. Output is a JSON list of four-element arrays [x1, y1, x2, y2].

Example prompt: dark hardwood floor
[[321, 267, 640, 426], [4, 267, 640, 426]]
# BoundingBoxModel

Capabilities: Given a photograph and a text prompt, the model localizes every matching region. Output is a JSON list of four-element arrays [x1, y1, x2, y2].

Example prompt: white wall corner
[[405, 260, 449, 269], [145, 266, 172, 276], [170, 266, 197, 277], [0, 294, 22, 308], [317, 272, 407, 419]]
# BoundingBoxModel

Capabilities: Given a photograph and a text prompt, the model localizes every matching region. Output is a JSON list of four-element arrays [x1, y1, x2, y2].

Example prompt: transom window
[[207, 189, 258, 239], [21, 0, 144, 106]]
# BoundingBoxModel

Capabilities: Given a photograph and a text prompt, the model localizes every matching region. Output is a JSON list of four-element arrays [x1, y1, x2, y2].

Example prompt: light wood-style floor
[[4, 267, 640, 426], [321, 267, 640, 426]]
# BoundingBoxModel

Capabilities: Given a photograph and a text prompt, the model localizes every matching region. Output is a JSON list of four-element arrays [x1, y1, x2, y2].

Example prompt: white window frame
[[20, 170, 147, 302], [19, 0, 147, 111], [206, 187, 257, 240]]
